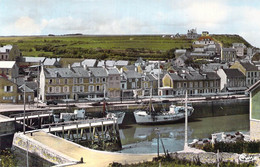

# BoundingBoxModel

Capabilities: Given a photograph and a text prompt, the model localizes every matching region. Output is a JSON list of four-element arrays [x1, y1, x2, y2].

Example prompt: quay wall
[[83, 98, 249, 119], [12, 132, 77, 167]]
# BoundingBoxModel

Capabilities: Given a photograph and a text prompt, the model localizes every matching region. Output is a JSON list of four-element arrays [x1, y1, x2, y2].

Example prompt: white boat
[[134, 101, 194, 124], [102, 98, 125, 125], [106, 112, 126, 125]]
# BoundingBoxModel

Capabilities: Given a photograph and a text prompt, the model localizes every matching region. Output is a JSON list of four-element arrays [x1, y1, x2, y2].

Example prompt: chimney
[[68, 64, 71, 69], [83, 64, 87, 70]]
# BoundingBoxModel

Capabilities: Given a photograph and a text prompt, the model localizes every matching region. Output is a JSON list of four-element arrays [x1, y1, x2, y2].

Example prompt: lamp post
[[23, 81, 26, 134], [184, 90, 188, 150]]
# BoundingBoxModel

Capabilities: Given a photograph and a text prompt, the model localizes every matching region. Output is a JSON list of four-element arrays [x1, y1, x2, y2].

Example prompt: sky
[[1, 0, 260, 47]]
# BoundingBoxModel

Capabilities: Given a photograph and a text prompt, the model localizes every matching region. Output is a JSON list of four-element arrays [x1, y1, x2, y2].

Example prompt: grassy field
[[0, 35, 252, 61]]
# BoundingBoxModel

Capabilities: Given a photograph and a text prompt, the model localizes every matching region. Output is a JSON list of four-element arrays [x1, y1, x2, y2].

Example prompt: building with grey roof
[[221, 48, 237, 62], [160, 70, 221, 96], [217, 68, 246, 92]]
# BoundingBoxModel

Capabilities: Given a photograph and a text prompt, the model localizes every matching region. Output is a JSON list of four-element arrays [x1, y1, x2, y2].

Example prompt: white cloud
[[14, 16, 42, 35]]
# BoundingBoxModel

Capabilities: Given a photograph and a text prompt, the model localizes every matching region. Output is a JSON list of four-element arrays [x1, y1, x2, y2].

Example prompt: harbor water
[[118, 114, 249, 153]]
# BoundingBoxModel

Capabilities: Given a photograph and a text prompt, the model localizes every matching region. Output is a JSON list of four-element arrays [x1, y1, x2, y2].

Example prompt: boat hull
[[133, 111, 193, 124]]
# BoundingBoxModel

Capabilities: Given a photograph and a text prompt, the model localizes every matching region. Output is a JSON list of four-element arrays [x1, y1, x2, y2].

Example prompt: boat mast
[[184, 90, 188, 149]]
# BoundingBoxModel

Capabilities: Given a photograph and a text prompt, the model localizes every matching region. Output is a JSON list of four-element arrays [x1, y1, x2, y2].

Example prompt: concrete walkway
[[26, 131, 156, 167]]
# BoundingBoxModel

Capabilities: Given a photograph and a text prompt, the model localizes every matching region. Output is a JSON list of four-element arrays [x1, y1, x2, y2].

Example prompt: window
[[96, 78, 100, 83], [102, 78, 106, 83], [73, 86, 77, 92], [183, 82, 187, 88], [79, 86, 84, 92], [177, 82, 181, 88], [63, 86, 69, 93], [135, 78, 139, 82], [49, 79, 53, 84], [4, 86, 13, 92], [189, 82, 193, 88], [144, 82, 148, 88], [96, 85, 100, 91], [129, 79, 132, 82], [90, 78, 93, 83], [64, 79, 68, 84], [110, 77, 113, 80], [79, 78, 84, 84], [56, 79, 60, 84], [132, 82, 136, 88], [122, 83, 125, 89], [73, 78, 78, 84], [116, 76, 119, 80], [55, 86, 61, 93], [88, 85, 94, 92], [205, 82, 208, 87], [48, 87, 53, 93]]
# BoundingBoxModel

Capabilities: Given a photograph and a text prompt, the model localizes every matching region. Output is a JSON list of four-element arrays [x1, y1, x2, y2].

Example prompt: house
[[232, 43, 246, 57], [193, 36, 215, 46], [40, 66, 78, 102], [200, 63, 228, 72], [135, 57, 146, 67], [106, 67, 121, 99], [217, 68, 247, 92], [230, 61, 260, 87], [187, 28, 199, 39], [142, 73, 157, 96], [161, 70, 220, 96], [88, 67, 108, 98], [221, 48, 237, 63], [247, 80, 260, 140], [174, 54, 188, 67], [114, 60, 129, 68], [43, 58, 61, 68], [0, 45, 22, 61], [81, 59, 97, 67], [175, 49, 186, 58], [121, 70, 142, 98], [0, 61, 19, 79], [97, 60, 115, 67], [0, 76, 34, 103]]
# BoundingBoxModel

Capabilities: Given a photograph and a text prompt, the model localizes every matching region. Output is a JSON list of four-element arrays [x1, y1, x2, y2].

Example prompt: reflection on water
[[119, 114, 249, 153]]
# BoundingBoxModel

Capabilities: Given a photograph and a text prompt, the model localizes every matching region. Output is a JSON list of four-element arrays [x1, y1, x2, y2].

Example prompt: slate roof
[[114, 60, 129, 66], [240, 62, 259, 71], [44, 68, 78, 78], [43, 58, 60, 66], [97, 60, 116, 67], [0, 45, 12, 53], [81, 59, 97, 67], [0, 61, 15, 68], [124, 65, 136, 71], [18, 84, 34, 93], [89, 67, 108, 77], [223, 69, 245, 78], [124, 70, 142, 79], [107, 67, 120, 75], [24, 57, 45, 63], [145, 74, 157, 81], [72, 67, 90, 77], [168, 71, 219, 81]]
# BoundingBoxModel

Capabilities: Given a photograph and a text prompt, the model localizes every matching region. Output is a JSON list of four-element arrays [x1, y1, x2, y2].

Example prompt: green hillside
[[0, 34, 252, 61]]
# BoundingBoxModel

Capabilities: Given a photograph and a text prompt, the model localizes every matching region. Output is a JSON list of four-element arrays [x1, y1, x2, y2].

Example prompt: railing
[[41, 117, 115, 128], [9, 110, 53, 118]]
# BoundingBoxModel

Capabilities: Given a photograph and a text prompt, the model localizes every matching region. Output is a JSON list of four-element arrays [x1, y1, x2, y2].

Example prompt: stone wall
[[250, 120, 260, 141], [12, 132, 77, 166], [171, 152, 239, 164]]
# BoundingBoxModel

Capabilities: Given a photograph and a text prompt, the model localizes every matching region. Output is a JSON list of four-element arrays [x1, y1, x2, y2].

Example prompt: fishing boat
[[134, 94, 194, 124], [102, 99, 125, 125]]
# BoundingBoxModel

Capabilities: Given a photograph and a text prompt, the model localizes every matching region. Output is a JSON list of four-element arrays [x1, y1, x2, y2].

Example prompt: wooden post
[[80, 128, 84, 139], [62, 126, 64, 138], [101, 121, 104, 140], [48, 113, 51, 123], [76, 124, 79, 143], [89, 123, 92, 141], [68, 130, 71, 140], [38, 114, 40, 129], [49, 125, 51, 133]]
